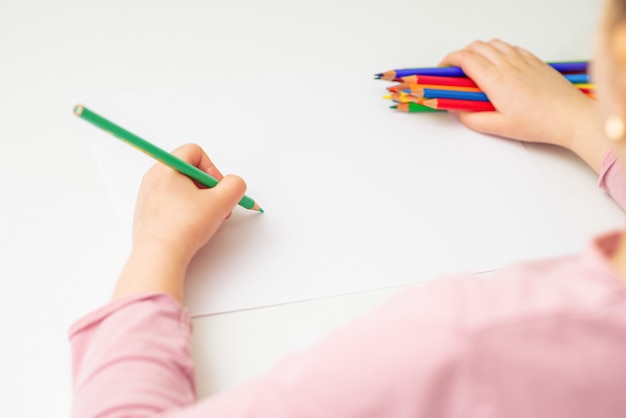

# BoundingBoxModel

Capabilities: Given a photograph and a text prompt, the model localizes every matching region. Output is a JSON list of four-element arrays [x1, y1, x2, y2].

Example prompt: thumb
[[207, 174, 247, 216], [456, 111, 507, 137]]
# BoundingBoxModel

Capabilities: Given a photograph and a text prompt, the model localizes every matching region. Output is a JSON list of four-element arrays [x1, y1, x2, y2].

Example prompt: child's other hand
[[132, 143, 246, 266], [440, 39, 607, 172]]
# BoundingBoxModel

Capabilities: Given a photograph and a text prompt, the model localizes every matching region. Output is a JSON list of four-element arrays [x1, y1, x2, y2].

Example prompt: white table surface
[[1, 0, 622, 415]]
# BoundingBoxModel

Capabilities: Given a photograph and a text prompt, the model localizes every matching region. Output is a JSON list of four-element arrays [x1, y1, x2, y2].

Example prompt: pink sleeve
[[68, 245, 623, 416], [172, 282, 468, 417], [69, 285, 468, 417], [598, 149, 626, 211], [69, 293, 196, 418]]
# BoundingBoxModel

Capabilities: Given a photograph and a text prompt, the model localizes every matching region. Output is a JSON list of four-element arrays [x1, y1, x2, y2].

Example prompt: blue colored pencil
[[394, 67, 464, 78], [550, 61, 589, 73], [376, 61, 590, 80], [564, 73, 590, 84], [418, 89, 489, 102]]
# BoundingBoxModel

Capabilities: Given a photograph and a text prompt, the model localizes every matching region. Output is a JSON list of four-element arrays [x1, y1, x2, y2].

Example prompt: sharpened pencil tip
[[250, 202, 264, 212], [390, 105, 398, 109]]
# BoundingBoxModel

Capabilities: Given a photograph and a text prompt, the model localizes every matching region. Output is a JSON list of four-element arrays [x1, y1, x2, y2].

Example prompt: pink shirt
[[70, 150, 626, 417]]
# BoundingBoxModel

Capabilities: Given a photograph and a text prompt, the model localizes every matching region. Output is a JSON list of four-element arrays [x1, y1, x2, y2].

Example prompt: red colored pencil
[[390, 83, 594, 95], [396, 75, 479, 88], [421, 98, 496, 112], [389, 84, 483, 93]]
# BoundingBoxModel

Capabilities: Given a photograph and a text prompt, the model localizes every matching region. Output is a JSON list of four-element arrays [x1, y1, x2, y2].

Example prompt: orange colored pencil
[[391, 90, 597, 107], [384, 92, 423, 103]]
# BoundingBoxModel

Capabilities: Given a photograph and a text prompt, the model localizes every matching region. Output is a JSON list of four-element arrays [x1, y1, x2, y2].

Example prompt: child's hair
[[620, 0, 626, 15], [610, 0, 626, 26]]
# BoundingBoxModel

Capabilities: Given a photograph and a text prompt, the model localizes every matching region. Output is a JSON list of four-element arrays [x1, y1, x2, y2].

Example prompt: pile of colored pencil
[[375, 61, 594, 113]]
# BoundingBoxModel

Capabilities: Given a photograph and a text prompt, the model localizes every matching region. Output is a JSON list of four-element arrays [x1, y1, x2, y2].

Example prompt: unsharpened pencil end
[[73, 105, 84, 116]]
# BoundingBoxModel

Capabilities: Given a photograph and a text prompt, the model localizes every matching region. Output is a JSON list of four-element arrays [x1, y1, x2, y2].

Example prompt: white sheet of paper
[[82, 70, 584, 316]]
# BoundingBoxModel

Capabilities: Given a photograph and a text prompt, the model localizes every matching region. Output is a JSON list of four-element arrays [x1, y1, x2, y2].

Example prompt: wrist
[[567, 101, 610, 174], [112, 241, 191, 303], [132, 237, 194, 270]]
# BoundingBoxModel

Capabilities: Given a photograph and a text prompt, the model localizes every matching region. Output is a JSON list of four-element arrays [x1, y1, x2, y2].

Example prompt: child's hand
[[132, 143, 246, 267], [440, 39, 608, 172], [112, 144, 246, 303]]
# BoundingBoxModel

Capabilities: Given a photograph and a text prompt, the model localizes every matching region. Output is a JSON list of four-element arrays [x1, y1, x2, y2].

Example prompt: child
[[70, 0, 626, 415]]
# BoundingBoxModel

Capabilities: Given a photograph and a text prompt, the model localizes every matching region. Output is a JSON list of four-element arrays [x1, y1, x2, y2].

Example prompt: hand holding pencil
[[109, 143, 251, 303], [378, 39, 607, 171], [131, 143, 249, 265], [436, 40, 602, 150], [73, 106, 263, 301]]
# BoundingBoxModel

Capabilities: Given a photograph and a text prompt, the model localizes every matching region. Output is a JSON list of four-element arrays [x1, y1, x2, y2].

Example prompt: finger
[[456, 111, 509, 138], [206, 174, 247, 216], [464, 40, 509, 65], [447, 110, 462, 119], [505, 45, 546, 71], [440, 48, 490, 70], [488, 40, 545, 71], [170, 143, 225, 180], [485, 39, 519, 57], [513, 44, 543, 63], [439, 48, 498, 87]]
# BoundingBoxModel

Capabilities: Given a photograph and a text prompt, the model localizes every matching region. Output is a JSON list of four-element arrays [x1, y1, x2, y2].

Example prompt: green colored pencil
[[390, 102, 443, 113], [74, 105, 263, 213]]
